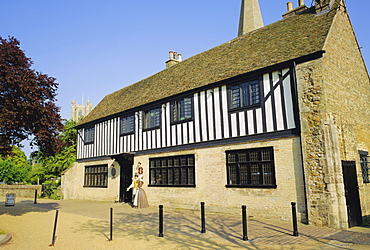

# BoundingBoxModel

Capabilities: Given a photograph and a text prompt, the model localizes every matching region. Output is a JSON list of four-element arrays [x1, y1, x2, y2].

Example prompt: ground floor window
[[84, 164, 108, 188], [360, 150, 370, 183], [149, 154, 195, 187], [226, 147, 276, 188]]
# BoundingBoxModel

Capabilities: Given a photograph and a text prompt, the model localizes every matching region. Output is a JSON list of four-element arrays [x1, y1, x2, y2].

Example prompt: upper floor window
[[230, 79, 260, 109], [149, 154, 195, 187], [120, 115, 135, 135], [84, 127, 95, 144], [226, 147, 276, 188], [144, 108, 161, 129], [172, 97, 193, 123], [360, 151, 370, 183]]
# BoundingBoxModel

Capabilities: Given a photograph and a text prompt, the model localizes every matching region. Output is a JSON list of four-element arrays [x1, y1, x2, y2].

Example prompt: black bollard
[[34, 189, 38, 204], [291, 202, 299, 237], [49, 210, 59, 246], [109, 207, 113, 241], [200, 202, 206, 233], [242, 205, 248, 241], [158, 205, 164, 237]]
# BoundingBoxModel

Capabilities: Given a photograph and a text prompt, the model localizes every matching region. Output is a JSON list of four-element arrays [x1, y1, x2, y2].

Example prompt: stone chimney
[[287, 2, 293, 11], [165, 51, 182, 69], [238, 0, 264, 37], [282, 0, 311, 19]]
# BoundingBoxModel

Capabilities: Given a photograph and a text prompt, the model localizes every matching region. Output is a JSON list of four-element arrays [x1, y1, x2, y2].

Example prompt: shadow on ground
[[72, 209, 261, 250], [0, 199, 60, 216]]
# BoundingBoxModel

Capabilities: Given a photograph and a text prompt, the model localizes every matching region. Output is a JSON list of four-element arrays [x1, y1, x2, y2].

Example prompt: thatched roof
[[78, 6, 337, 126]]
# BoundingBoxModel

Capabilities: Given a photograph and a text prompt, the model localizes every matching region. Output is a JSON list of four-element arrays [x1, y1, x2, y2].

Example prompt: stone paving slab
[[324, 231, 370, 245], [0, 198, 369, 249]]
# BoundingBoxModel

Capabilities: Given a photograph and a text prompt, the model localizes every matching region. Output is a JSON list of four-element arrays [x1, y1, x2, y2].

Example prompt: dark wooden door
[[116, 156, 133, 203], [342, 161, 362, 227]]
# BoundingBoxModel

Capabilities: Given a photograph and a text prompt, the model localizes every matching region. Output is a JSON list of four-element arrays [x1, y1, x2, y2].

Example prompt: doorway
[[341, 160, 362, 227], [114, 154, 133, 203]]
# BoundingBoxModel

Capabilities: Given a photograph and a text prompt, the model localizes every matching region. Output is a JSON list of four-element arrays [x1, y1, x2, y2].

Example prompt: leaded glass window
[[84, 165, 108, 188], [230, 79, 261, 109], [84, 126, 95, 144], [172, 97, 193, 123], [120, 115, 135, 134], [149, 155, 195, 187], [144, 108, 161, 129], [226, 147, 276, 187], [360, 151, 370, 183]]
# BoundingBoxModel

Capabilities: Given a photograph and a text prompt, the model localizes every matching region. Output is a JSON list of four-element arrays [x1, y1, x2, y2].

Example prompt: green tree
[[28, 119, 78, 184], [59, 119, 78, 147], [0, 36, 64, 157], [0, 147, 31, 184]]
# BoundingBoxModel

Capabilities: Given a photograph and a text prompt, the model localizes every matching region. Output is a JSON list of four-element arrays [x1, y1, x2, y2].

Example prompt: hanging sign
[[5, 193, 15, 206], [138, 167, 143, 175]]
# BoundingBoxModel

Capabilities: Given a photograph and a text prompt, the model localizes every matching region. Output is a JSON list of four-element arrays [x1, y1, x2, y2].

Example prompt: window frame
[[120, 114, 135, 135], [171, 97, 193, 124], [226, 147, 276, 188], [84, 164, 108, 188], [144, 108, 161, 130], [360, 150, 370, 183], [148, 154, 195, 187], [84, 126, 95, 144], [229, 79, 262, 110]]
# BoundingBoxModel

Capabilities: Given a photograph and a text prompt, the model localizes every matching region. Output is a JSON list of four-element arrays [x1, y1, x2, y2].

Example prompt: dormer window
[[230, 79, 260, 109], [171, 97, 193, 123]]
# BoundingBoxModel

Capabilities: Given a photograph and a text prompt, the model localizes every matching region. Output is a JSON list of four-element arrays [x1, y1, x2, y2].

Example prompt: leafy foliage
[[28, 119, 78, 183], [0, 36, 64, 157], [0, 147, 31, 184], [59, 119, 78, 147]]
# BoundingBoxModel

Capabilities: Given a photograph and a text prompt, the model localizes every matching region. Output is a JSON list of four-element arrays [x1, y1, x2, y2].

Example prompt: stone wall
[[61, 158, 120, 202], [135, 136, 306, 222], [0, 185, 42, 198], [296, 7, 370, 228], [322, 7, 370, 224]]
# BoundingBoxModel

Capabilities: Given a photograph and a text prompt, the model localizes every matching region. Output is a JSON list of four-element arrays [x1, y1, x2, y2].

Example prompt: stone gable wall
[[296, 7, 370, 228], [322, 8, 370, 224]]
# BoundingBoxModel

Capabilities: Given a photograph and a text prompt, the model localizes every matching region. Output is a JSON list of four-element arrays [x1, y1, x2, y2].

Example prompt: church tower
[[70, 100, 93, 121], [238, 0, 264, 36]]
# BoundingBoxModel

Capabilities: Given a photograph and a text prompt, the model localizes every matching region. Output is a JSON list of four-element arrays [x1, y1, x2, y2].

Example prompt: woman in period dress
[[127, 174, 149, 208], [136, 175, 149, 208]]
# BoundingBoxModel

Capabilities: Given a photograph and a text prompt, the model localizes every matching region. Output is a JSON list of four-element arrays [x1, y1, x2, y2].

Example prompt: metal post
[[242, 205, 248, 241], [34, 189, 37, 204], [158, 205, 164, 237], [200, 202, 206, 233], [109, 207, 113, 241], [49, 210, 59, 246], [291, 202, 299, 237]]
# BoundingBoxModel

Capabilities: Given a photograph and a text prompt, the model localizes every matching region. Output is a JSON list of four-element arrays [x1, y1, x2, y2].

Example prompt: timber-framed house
[[62, 0, 370, 229]]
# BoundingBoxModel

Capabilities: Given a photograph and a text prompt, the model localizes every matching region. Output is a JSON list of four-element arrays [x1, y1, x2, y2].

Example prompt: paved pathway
[[0, 198, 370, 249]]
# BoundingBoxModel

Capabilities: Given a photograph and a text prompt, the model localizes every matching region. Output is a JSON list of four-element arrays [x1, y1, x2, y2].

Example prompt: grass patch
[[0, 229, 7, 235]]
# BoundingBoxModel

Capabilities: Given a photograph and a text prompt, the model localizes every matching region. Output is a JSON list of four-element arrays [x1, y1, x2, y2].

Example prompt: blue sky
[[1, 0, 369, 154]]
